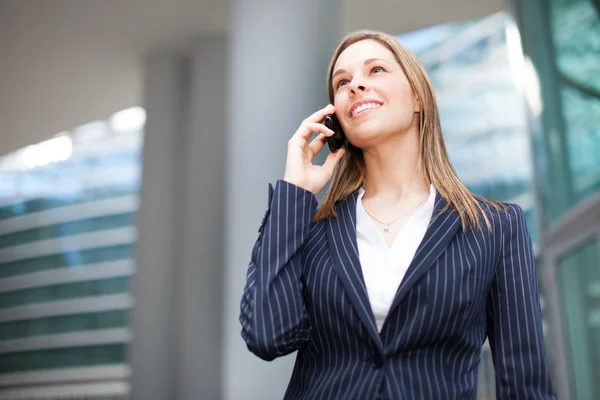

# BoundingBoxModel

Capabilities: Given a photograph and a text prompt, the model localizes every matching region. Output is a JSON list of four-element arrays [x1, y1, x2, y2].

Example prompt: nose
[[349, 79, 367, 94]]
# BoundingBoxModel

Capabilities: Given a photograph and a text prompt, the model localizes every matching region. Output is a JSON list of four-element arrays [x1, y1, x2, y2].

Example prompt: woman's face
[[331, 39, 420, 148]]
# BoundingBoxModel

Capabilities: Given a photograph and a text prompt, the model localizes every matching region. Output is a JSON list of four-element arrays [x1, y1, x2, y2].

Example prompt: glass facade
[[558, 239, 600, 399], [400, 1, 600, 397], [515, 0, 600, 397], [549, 0, 600, 202], [0, 109, 144, 399], [515, 0, 600, 226]]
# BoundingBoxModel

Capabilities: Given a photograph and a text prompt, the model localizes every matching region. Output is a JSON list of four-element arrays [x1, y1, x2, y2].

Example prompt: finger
[[290, 104, 335, 141], [307, 133, 328, 160], [321, 147, 346, 175], [307, 122, 334, 137], [305, 103, 335, 123], [291, 121, 335, 144]]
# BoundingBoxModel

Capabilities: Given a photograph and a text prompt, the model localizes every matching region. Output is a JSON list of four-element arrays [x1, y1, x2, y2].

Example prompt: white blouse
[[356, 184, 436, 332]]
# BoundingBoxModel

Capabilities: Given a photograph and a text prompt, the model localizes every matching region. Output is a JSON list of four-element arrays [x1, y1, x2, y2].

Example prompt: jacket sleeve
[[239, 180, 318, 361], [486, 203, 555, 399]]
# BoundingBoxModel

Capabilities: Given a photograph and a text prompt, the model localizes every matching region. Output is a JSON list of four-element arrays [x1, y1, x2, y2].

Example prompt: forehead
[[333, 39, 397, 70]]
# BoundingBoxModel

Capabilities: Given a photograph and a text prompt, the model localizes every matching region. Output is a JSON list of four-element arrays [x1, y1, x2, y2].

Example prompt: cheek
[[333, 95, 350, 129], [386, 83, 415, 111], [333, 94, 346, 113], [386, 88, 418, 123]]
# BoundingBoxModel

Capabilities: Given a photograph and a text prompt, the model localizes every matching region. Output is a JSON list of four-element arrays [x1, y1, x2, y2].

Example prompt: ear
[[413, 96, 421, 113]]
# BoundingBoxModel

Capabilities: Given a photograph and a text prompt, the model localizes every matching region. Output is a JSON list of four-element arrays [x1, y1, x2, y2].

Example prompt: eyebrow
[[331, 58, 391, 81]]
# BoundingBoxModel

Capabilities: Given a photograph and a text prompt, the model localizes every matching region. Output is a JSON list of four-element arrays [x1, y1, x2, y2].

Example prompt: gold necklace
[[363, 191, 429, 232]]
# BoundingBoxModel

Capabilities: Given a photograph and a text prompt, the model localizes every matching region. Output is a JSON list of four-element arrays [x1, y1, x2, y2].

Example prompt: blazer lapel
[[387, 191, 461, 318], [327, 192, 384, 353]]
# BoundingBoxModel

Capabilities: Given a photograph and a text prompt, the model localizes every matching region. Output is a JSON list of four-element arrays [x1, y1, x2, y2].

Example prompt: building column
[[130, 54, 187, 400], [223, 1, 342, 399], [177, 35, 228, 400], [130, 35, 228, 400], [510, 0, 575, 227]]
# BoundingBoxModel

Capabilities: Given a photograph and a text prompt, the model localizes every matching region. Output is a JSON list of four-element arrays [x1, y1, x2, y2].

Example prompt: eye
[[335, 79, 349, 89], [371, 66, 385, 74]]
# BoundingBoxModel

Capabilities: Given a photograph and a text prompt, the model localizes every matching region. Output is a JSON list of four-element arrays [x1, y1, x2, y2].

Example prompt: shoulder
[[472, 196, 526, 232], [481, 197, 528, 234]]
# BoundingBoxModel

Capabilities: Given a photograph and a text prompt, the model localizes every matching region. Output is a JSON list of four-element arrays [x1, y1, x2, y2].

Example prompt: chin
[[350, 118, 386, 136], [346, 130, 383, 149]]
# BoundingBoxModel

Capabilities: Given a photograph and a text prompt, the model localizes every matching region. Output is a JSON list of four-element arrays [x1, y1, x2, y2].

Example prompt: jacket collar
[[326, 188, 461, 350]]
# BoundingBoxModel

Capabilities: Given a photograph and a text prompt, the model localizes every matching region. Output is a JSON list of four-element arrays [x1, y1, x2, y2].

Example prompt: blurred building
[[0, 117, 144, 398], [0, 0, 597, 399], [514, 0, 600, 399]]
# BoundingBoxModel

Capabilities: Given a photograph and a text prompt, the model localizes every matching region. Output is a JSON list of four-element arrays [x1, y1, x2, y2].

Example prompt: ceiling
[[0, 0, 504, 154]]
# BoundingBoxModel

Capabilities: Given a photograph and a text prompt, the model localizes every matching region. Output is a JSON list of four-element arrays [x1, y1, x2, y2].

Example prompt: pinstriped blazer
[[240, 180, 555, 400]]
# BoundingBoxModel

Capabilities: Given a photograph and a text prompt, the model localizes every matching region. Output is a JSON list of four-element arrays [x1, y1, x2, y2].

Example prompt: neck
[[361, 125, 429, 202]]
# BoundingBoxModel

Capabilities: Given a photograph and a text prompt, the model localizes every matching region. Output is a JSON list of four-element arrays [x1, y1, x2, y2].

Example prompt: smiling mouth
[[350, 103, 382, 118]]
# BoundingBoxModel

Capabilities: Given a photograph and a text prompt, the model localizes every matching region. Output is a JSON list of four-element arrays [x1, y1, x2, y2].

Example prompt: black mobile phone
[[323, 114, 345, 152]]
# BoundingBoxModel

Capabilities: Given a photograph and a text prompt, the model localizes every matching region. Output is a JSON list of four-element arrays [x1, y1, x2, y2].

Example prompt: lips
[[349, 100, 383, 118]]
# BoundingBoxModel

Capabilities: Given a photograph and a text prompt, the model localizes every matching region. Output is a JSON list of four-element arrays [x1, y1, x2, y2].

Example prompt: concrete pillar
[[130, 54, 188, 400], [178, 35, 227, 400], [223, 1, 341, 399], [131, 35, 228, 400]]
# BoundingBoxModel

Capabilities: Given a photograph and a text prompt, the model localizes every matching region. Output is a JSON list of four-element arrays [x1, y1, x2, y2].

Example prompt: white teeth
[[352, 103, 381, 117]]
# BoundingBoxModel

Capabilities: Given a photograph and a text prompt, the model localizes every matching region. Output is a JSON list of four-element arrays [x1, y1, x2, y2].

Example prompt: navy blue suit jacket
[[240, 180, 555, 400]]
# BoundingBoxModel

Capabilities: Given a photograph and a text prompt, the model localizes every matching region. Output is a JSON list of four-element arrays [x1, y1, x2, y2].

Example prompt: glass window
[[0, 344, 126, 373], [0, 311, 128, 341], [0, 108, 143, 380], [0, 244, 133, 278], [558, 238, 600, 399], [549, 0, 600, 202], [0, 277, 130, 309], [0, 212, 135, 250]]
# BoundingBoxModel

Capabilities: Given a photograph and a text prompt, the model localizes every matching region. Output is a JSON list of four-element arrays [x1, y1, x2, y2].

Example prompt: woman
[[240, 31, 555, 400]]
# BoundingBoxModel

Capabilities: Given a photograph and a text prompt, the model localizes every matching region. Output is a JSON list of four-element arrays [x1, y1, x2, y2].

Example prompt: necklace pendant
[[383, 224, 390, 232]]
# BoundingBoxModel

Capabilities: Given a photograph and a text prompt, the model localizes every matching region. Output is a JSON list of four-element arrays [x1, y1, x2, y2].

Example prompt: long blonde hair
[[313, 30, 506, 231]]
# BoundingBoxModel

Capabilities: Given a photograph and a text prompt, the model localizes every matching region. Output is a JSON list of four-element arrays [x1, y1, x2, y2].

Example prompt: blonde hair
[[313, 30, 506, 231]]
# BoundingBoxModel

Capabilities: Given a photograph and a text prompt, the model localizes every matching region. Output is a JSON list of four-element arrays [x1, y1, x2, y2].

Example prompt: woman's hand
[[283, 104, 346, 194]]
